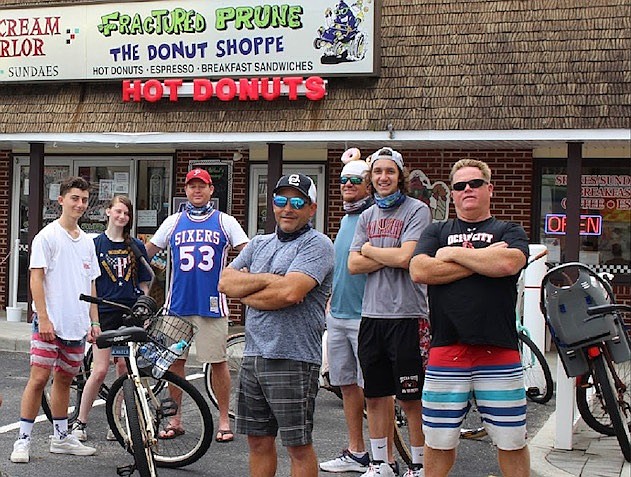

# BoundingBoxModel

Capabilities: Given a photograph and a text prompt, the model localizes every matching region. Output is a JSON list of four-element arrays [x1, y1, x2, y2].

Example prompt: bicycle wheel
[[42, 349, 91, 423], [107, 370, 213, 468], [393, 401, 412, 466], [591, 353, 631, 461], [205, 333, 245, 419], [123, 379, 158, 477], [518, 331, 554, 404], [42, 346, 115, 423], [577, 359, 631, 437], [460, 402, 488, 440]]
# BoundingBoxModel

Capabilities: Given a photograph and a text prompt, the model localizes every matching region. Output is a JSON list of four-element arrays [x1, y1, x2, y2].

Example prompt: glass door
[[248, 164, 326, 236], [74, 160, 136, 236]]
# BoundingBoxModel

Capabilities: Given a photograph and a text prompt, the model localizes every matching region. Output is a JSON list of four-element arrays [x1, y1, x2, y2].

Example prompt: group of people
[[9, 149, 532, 477]]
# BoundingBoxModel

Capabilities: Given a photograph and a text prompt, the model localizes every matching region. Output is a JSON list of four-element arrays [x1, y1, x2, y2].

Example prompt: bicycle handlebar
[[79, 293, 132, 313], [587, 304, 631, 316]]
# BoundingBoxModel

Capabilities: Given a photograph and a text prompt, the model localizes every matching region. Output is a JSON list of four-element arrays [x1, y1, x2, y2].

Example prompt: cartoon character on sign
[[314, 0, 370, 64], [408, 169, 451, 222]]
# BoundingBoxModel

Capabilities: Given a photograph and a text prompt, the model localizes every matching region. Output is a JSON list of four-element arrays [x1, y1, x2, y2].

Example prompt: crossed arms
[[348, 240, 419, 274], [218, 267, 317, 311], [409, 241, 526, 285]]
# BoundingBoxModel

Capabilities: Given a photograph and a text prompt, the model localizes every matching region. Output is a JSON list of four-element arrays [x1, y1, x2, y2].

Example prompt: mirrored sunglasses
[[340, 176, 364, 185], [273, 195, 308, 210], [452, 178, 488, 191]]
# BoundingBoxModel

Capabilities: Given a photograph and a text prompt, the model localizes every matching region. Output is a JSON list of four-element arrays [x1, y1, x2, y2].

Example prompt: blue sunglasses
[[273, 195, 308, 210]]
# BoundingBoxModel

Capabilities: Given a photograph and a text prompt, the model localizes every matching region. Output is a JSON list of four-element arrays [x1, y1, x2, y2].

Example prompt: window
[[535, 159, 630, 277]]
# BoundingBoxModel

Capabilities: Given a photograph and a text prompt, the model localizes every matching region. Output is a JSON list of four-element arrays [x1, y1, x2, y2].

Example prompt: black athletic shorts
[[358, 317, 424, 400], [99, 310, 126, 332]]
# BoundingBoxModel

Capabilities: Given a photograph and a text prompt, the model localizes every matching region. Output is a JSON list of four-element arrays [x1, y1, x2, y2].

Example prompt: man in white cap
[[219, 173, 334, 477], [320, 150, 375, 474], [349, 147, 431, 477], [147, 168, 249, 443]]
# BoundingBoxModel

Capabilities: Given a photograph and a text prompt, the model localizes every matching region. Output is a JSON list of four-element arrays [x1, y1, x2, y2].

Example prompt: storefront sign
[[544, 213, 603, 236], [556, 174, 631, 211], [0, 0, 379, 83], [122, 76, 326, 101]]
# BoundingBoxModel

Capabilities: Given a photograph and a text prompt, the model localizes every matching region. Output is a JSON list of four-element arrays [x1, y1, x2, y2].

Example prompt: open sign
[[544, 214, 603, 236]]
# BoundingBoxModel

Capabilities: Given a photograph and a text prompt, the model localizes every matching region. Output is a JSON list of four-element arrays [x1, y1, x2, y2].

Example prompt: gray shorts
[[326, 313, 364, 387], [235, 356, 319, 447]]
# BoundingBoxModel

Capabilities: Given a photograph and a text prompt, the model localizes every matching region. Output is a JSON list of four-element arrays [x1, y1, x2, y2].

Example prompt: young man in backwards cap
[[349, 148, 432, 477], [219, 173, 334, 477]]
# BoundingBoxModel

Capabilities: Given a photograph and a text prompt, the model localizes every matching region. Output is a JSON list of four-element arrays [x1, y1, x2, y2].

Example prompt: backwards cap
[[366, 147, 404, 171]]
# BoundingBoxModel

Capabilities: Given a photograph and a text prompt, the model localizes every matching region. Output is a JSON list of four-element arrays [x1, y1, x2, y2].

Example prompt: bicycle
[[41, 238, 156, 425], [79, 294, 214, 473], [541, 262, 631, 461]]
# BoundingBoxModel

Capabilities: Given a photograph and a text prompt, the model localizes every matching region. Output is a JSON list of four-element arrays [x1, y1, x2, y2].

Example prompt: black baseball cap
[[273, 173, 317, 203]]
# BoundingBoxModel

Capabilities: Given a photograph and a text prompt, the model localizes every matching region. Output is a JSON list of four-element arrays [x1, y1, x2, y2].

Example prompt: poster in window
[[188, 159, 233, 214]]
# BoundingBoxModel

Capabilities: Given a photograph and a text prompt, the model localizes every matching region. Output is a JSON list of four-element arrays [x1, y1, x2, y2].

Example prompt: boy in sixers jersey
[[147, 168, 249, 442], [410, 159, 530, 477]]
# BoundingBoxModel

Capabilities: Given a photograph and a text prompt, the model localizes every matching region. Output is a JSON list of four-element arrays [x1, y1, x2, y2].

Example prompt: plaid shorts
[[235, 356, 319, 447]]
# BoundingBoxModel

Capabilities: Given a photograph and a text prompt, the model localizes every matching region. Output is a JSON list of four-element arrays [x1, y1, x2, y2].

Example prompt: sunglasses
[[452, 178, 488, 191], [340, 176, 364, 185], [273, 195, 308, 210]]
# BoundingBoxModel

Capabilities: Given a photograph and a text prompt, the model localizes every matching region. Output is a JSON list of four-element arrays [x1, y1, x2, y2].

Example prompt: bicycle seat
[[96, 326, 148, 349]]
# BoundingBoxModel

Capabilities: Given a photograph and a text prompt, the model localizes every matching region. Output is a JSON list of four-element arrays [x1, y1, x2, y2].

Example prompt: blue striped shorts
[[422, 343, 528, 451]]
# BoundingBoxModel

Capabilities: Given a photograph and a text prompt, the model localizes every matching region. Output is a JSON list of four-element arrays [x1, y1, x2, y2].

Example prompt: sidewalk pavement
[[1, 311, 629, 477]]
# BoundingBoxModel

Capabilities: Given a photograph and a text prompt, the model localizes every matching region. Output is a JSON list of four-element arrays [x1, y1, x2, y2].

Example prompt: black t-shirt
[[416, 217, 529, 349]]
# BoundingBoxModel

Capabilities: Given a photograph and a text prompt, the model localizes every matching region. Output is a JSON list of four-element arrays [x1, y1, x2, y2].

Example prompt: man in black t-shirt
[[410, 159, 531, 477]]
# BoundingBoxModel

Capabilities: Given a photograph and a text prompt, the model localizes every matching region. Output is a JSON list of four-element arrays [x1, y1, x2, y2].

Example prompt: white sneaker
[[402, 466, 424, 477], [360, 461, 398, 477], [106, 428, 117, 441], [320, 449, 370, 472], [10, 439, 30, 463], [71, 421, 87, 441], [50, 434, 96, 456]]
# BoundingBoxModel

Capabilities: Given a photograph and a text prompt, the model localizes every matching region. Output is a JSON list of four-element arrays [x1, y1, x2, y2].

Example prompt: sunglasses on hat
[[452, 178, 488, 191], [273, 195, 308, 210]]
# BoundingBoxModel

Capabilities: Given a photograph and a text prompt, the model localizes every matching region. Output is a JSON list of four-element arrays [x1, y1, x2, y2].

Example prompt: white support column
[[10, 238, 20, 308], [554, 359, 576, 450], [523, 244, 548, 353]]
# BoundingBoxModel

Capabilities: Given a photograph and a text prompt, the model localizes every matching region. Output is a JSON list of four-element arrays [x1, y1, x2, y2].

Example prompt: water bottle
[[137, 342, 158, 369], [151, 340, 188, 378]]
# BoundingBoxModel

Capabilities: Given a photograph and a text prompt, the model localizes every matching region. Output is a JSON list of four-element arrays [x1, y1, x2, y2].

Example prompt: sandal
[[215, 429, 234, 443], [158, 425, 185, 440]]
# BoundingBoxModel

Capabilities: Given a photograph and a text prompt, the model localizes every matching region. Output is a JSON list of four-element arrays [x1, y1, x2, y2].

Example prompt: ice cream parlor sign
[[0, 0, 379, 88]]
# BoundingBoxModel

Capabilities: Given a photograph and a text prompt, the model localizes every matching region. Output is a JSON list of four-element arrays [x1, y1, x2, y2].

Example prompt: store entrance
[[10, 158, 135, 308]]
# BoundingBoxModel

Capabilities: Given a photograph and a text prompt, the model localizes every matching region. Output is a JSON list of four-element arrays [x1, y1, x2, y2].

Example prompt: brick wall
[[327, 148, 534, 241], [0, 151, 11, 309]]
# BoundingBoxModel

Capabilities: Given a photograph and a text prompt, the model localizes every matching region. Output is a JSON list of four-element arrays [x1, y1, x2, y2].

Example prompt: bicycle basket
[[141, 312, 198, 377], [540, 262, 629, 377]]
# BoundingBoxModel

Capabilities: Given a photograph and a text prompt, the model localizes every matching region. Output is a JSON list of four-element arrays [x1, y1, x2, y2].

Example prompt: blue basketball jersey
[[165, 210, 230, 318]]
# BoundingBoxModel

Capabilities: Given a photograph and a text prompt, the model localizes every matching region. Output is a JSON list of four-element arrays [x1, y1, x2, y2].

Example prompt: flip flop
[[215, 429, 234, 443], [158, 425, 185, 440]]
